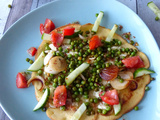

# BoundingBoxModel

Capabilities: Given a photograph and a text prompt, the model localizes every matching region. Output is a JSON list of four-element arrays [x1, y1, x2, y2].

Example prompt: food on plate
[[17, 11, 155, 120]]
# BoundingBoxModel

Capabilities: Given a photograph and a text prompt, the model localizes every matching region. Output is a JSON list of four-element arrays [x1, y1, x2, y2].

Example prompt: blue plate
[[0, 0, 160, 120]]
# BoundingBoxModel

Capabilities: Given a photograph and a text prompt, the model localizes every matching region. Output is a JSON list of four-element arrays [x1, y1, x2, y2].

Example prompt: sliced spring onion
[[92, 11, 104, 33], [147, 1, 160, 19], [113, 102, 121, 116], [65, 63, 89, 86], [70, 103, 86, 120], [63, 39, 71, 44], [33, 88, 50, 111], [27, 51, 45, 72], [133, 68, 155, 78], [105, 24, 118, 42], [41, 33, 51, 41]]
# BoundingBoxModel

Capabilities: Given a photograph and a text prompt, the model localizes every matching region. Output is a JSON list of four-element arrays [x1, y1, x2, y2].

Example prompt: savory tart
[[27, 12, 154, 120]]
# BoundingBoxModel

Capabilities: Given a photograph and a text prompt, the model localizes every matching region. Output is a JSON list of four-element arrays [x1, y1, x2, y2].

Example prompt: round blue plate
[[0, 0, 160, 120]]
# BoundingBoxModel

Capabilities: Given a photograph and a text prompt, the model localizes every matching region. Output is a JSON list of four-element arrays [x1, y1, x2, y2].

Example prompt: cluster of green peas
[[36, 32, 140, 113]]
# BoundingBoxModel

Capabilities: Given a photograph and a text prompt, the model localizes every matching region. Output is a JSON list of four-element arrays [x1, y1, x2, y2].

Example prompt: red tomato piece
[[63, 26, 75, 36], [27, 47, 37, 56], [99, 89, 119, 105], [53, 85, 67, 107], [16, 72, 28, 88], [51, 31, 64, 48], [40, 18, 55, 34], [122, 56, 145, 69], [89, 35, 102, 50], [40, 24, 45, 35], [100, 65, 119, 81]]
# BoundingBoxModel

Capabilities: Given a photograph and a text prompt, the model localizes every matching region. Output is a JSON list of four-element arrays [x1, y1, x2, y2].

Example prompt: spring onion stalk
[[63, 39, 71, 44], [71, 103, 86, 120], [92, 11, 104, 33], [133, 68, 155, 78], [147, 1, 160, 19], [113, 102, 121, 116], [65, 63, 89, 86], [28, 51, 45, 72], [33, 88, 50, 111], [105, 24, 118, 42], [41, 33, 51, 41]]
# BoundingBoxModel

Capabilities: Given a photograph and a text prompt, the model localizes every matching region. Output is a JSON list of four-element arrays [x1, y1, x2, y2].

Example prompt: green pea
[[96, 65, 101, 69], [101, 86, 105, 91], [79, 88, 83, 92], [37, 69, 43, 75], [79, 44, 83, 48], [91, 51, 95, 55], [118, 41, 122, 45], [52, 51, 56, 56], [121, 48, 125, 52], [106, 106, 111, 111], [145, 86, 150, 91], [130, 40, 134, 45], [76, 84, 80, 88], [26, 58, 30, 62], [85, 102, 90, 106], [58, 47, 63, 51], [60, 106, 66, 111], [119, 78, 124, 83], [102, 64, 105, 68], [8, 4, 12, 8], [52, 83, 57, 87], [97, 109, 102, 113], [71, 42, 74, 45], [64, 49, 69, 53], [81, 81, 86, 85], [91, 86, 95, 90], [134, 106, 139, 111], [96, 56, 101, 61], [83, 95, 89, 99], [45, 45, 50, 50], [89, 98, 93, 103], [155, 16, 159, 21], [75, 97, 80, 102], [74, 91, 79, 95], [125, 48, 130, 52], [72, 87, 77, 91], [49, 74, 54, 77], [95, 13, 99, 17], [83, 91, 88, 95], [53, 78, 58, 83], [58, 76, 62, 80], [102, 109, 107, 114], [87, 49, 91, 53], [45, 82, 50, 86], [48, 77, 52, 81], [94, 98, 98, 103], [60, 74, 64, 79], [133, 49, 138, 53], [68, 54, 72, 58], [56, 52, 60, 56], [117, 75, 121, 79], [131, 52, 136, 56], [90, 82, 94, 86], [117, 51, 121, 55], [29, 60, 33, 64], [106, 63, 110, 67]]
